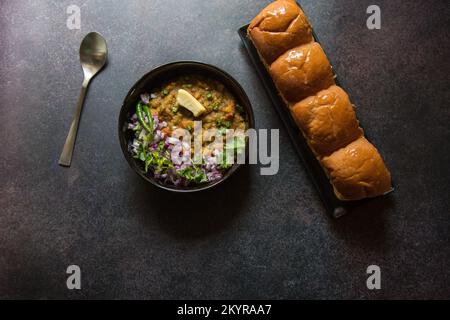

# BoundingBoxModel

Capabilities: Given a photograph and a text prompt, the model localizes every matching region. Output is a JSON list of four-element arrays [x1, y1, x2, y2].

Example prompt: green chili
[[136, 102, 153, 133], [143, 105, 153, 130]]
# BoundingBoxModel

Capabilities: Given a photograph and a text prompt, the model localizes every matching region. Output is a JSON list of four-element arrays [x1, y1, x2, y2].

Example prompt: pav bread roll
[[290, 85, 363, 156], [321, 137, 392, 201], [247, 0, 392, 202], [248, 0, 313, 65], [270, 42, 335, 103]]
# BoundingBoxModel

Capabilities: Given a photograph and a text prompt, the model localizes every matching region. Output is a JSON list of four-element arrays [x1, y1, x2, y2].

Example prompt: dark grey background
[[0, 0, 449, 299]]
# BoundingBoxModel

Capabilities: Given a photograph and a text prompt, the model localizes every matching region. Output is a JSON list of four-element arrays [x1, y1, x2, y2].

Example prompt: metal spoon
[[59, 32, 108, 167]]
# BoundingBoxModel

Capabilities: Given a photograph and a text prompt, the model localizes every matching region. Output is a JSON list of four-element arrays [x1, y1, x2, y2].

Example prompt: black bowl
[[118, 61, 255, 192]]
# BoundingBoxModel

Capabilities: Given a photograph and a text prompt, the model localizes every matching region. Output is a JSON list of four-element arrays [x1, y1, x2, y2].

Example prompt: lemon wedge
[[176, 89, 206, 117]]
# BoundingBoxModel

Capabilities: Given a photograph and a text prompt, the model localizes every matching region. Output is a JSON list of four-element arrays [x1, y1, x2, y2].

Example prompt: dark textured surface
[[0, 0, 449, 299]]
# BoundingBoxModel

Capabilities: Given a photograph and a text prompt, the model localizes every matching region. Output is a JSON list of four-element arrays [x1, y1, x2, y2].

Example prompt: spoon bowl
[[79, 32, 108, 81]]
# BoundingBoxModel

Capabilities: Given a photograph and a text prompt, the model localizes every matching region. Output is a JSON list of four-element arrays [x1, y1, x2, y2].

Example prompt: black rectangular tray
[[238, 24, 393, 218]]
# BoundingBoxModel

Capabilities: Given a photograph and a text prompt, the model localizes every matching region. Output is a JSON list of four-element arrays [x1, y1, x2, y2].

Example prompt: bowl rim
[[118, 60, 255, 192]]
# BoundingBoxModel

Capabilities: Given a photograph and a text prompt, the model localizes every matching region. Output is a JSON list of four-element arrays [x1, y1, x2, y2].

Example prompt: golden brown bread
[[248, 0, 313, 65], [290, 85, 363, 156], [269, 42, 335, 103], [321, 137, 392, 201], [248, 1, 392, 202]]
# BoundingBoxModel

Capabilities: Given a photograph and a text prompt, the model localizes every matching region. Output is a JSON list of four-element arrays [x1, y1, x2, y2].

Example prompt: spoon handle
[[58, 80, 89, 167]]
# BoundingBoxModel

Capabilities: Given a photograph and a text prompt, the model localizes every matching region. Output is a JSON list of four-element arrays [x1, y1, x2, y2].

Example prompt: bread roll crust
[[290, 85, 363, 156], [321, 137, 392, 200], [248, 1, 392, 202], [248, 0, 313, 65], [270, 42, 335, 103]]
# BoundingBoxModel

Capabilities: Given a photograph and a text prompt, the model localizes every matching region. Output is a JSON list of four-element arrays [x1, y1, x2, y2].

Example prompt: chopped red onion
[[140, 93, 150, 104], [167, 137, 180, 144], [159, 121, 167, 129]]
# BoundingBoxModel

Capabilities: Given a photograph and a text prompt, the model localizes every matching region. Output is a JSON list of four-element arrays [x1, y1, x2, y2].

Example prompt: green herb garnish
[[236, 104, 245, 115], [144, 150, 173, 173], [158, 140, 165, 151], [178, 166, 208, 183], [216, 119, 231, 129], [216, 151, 233, 170]]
